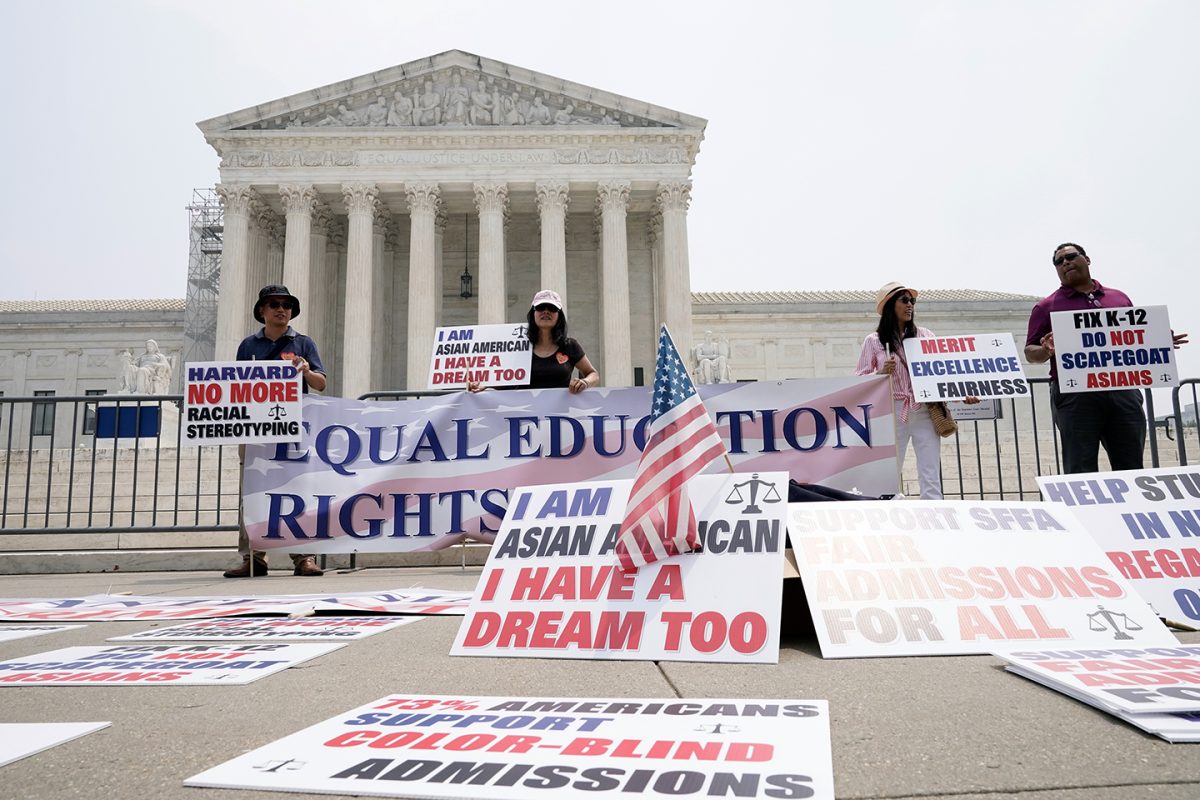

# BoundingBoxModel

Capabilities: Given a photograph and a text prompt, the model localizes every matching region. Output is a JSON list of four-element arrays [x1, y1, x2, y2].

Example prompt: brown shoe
[[223, 555, 267, 578], [293, 556, 323, 577]]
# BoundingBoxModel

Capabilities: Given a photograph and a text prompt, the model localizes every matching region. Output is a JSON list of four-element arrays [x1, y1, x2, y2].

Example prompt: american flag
[[614, 325, 728, 573]]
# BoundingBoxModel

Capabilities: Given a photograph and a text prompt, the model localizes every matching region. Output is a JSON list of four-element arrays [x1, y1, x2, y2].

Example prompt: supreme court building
[[199, 50, 704, 397]]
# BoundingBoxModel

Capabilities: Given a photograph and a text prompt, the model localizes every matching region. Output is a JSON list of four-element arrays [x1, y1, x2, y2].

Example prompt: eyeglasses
[[265, 300, 293, 310], [1053, 252, 1080, 267], [896, 295, 916, 305], [534, 304, 559, 313]]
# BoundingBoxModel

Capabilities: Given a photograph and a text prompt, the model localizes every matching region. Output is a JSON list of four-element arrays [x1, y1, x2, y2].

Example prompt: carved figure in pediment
[[598, 111, 620, 126], [416, 81, 442, 126], [527, 95, 551, 125], [500, 92, 523, 125], [553, 104, 575, 125], [387, 91, 414, 126], [517, 94, 532, 122], [316, 104, 361, 127], [364, 97, 388, 126], [442, 73, 469, 125], [469, 80, 495, 125]]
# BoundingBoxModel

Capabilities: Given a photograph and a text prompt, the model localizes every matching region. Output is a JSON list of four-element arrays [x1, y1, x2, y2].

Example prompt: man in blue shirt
[[223, 285, 328, 578]]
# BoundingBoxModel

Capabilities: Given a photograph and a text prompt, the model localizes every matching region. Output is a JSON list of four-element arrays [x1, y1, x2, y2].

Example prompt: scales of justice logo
[[267, 404, 288, 420], [1086, 605, 1144, 641], [725, 473, 782, 514]]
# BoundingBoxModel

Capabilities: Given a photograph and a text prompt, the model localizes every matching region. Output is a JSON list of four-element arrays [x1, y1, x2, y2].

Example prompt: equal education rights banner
[[789, 500, 1177, 658], [187, 694, 835, 800], [1049, 304, 1178, 392], [451, 474, 787, 663], [183, 360, 304, 446], [243, 377, 897, 555], [1038, 467, 1200, 622]]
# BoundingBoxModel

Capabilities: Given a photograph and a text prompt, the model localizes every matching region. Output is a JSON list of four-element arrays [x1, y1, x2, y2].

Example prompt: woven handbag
[[927, 402, 958, 438]]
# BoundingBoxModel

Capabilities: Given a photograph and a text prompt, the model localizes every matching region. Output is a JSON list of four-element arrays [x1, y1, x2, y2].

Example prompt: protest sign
[[789, 500, 1177, 658], [0, 643, 342, 685], [245, 378, 897, 555], [0, 589, 471, 621], [429, 323, 532, 389], [110, 616, 425, 642], [187, 693, 835, 799], [1038, 467, 1200, 622], [452, 473, 787, 663], [183, 360, 304, 446], [995, 646, 1200, 714], [0, 722, 111, 768], [1049, 305, 1177, 393], [903, 333, 1029, 402], [0, 624, 83, 642]]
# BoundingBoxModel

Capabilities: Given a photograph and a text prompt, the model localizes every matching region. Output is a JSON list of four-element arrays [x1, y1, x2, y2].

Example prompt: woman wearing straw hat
[[855, 282, 975, 498]]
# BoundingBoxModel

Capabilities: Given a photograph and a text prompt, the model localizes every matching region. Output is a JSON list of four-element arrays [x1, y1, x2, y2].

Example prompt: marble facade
[[199, 50, 706, 396]]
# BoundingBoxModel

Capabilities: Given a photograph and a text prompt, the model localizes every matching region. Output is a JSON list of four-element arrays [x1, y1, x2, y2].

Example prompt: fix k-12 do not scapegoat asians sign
[[428, 324, 532, 390], [1049, 305, 1178, 393], [183, 360, 304, 446]]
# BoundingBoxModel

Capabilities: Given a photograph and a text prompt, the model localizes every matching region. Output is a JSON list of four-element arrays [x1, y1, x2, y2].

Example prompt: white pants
[[896, 402, 942, 499]]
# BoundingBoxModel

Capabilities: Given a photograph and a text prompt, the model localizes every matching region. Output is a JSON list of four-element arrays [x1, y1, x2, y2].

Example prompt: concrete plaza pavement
[[0, 567, 1198, 800]]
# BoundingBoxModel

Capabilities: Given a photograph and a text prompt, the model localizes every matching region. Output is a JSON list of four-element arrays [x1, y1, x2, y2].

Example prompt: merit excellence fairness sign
[[428, 323, 532, 389], [903, 333, 1029, 402], [790, 500, 1177, 658], [183, 360, 304, 446], [187, 694, 834, 800], [1049, 305, 1178, 393], [452, 474, 787, 663], [243, 378, 897, 556]]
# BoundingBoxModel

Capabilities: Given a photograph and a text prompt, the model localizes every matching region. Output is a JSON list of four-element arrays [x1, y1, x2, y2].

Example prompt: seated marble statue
[[387, 91, 414, 126], [363, 97, 388, 126], [693, 330, 731, 384], [527, 95, 552, 125], [553, 104, 575, 125], [316, 104, 361, 127], [118, 340, 172, 395], [469, 80, 495, 125], [416, 81, 442, 126], [442, 74, 469, 125]]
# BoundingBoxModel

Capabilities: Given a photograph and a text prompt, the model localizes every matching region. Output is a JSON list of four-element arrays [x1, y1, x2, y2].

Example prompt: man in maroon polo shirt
[[1025, 242, 1187, 474]]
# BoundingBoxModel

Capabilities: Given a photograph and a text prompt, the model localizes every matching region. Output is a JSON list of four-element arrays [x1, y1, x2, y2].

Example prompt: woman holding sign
[[855, 282, 975, 499], [469, 289, 599, 392]]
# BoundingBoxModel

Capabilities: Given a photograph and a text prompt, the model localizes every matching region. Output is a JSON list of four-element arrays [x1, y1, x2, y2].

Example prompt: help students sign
[[428, 324, 532, 389], [183, 360, 303, 446], [452, 473, 787, 663], [903, 333, 1029, 402], [1050, 305, 1177, 393], [790, 500, 1177, 658]]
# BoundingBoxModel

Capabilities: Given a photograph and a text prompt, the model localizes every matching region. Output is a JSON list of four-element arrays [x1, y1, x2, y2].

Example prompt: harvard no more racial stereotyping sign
[[1038, 467, 1200, 623], [789, 500, 1178, 658], [244, 378, 897, 555], [902, 333, 1029, 402], [452, 473, 787, 663], [428, 324, 532, 389], [183, 360, 304, 446], [0, 643, 342, 685], [1049, 305, 1178, 393], [109, 616, 425, 642], [0, 589, 472, 621], [186, 694, 835, 800]]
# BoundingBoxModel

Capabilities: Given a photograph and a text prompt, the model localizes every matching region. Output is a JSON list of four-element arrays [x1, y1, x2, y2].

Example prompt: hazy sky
[[2, 0, 1197, 377]]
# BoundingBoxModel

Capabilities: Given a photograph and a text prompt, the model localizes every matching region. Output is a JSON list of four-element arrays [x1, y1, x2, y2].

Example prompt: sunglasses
[[1053, 252, 1081, 267], [265, 300, 293, 310], [896, 295, 916, 305], [534, 304, 559, 313]]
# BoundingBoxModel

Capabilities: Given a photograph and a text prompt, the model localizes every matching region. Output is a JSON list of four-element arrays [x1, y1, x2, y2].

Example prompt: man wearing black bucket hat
[[222, 284, 327, 578]]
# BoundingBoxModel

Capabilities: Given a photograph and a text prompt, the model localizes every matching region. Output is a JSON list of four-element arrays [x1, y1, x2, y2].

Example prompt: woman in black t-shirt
[[525, 289, 599, 391]]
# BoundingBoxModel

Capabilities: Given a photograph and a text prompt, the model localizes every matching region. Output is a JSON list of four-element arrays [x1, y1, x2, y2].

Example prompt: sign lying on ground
[[1038, 467, 1200, 622], [0, 624, 84, 643], [0, 643, 342, 686], [789, 500, 1178, 658], [1050, 305, 1177, 392], [452, 474, 787, 663], [0, 590, 472, 622], [429, 324, 532, 389], [110, 616, 425, 642], [183, 360, 304, 446], [243, 378, 898, 555], [187, 694, 835, 800], [903, 333, 1029, 402], [0, 722, 111, 768]]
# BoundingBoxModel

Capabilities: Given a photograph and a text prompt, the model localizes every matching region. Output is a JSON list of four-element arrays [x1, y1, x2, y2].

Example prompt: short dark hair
[[1052, 242, 1087, 261]]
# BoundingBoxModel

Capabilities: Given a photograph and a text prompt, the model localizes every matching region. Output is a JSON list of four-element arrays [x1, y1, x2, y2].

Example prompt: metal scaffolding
[[183, 188, 223, 364]]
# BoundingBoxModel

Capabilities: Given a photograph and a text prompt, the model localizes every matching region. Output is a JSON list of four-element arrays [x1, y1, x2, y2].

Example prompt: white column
[[474, 182, 509, 325], [306, 205, 331, 358], [215, 184, 254, 359], [341, 183, 378, 399], [406, 183, 441, 389], [371, 205, 391, 391], [597, 181, 632, 387], [246, 195, 273, 299], [536, 181, 569, 297], [657, 181, 695, 360], [434, 210, 446, 325], [649, 212, 664, 333], [325, 219, 346, 396], [279, 184, 318, 302]]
